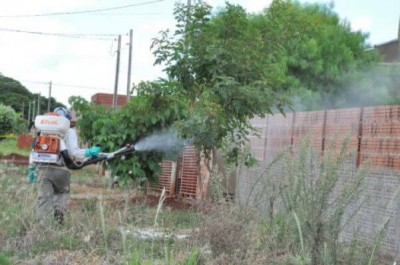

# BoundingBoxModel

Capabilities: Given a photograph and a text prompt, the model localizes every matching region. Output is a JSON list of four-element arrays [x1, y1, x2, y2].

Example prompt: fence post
[[290, 112, 296, 154], [321, 110, 328, 156], [356, 107, 364, 168]]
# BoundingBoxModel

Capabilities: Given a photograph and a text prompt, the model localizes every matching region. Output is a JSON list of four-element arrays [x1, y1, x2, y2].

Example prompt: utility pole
[[32, 100, 36, 119], [37, 93, 41, 116], [126, 29, 133, 102], [28, 101, 31, 122], [47, 81, 52, 112], [22, 102, 25, 119], [113, 35, 121, 110]]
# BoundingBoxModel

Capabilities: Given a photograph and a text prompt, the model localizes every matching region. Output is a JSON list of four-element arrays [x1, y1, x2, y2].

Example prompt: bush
[[0, 104, 18, 136], [238, 138, 378, 265]]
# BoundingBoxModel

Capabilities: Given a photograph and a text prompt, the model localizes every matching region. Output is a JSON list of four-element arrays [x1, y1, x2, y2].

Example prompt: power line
[[0, 27, 117, 40], [22, 80, 110, 90], [0, 0, 164, 18], [75, 12, 164, 16], [54, 83, 110, 90]]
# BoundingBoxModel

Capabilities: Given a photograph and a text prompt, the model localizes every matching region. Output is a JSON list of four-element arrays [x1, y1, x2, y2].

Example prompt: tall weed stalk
[[242, 137, 369, 264]]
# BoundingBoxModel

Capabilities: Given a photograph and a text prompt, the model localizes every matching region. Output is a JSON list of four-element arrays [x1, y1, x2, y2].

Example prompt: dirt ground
[[69, 183, 194, 211], [0, 153, 29, 166]]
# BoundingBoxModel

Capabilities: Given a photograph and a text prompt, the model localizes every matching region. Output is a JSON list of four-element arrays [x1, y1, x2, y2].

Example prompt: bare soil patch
[[69, 183, 194, 211], [0, 153, 29, 166]]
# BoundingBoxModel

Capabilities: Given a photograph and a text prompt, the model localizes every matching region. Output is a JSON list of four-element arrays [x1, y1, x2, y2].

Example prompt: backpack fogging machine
[[32, 113, 137, 170]]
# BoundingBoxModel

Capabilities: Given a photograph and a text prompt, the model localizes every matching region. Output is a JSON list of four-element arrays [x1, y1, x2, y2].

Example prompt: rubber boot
[[54, 209, 64, 225]]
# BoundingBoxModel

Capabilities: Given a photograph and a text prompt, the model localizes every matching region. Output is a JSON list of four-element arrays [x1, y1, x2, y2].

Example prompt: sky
[[0, 0, 399, 108]]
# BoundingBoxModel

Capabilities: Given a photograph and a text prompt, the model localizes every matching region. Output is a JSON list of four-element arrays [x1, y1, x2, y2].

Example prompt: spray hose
[[61, 144, 136, 170]]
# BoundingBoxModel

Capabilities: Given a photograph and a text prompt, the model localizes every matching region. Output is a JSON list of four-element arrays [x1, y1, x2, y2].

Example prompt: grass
[[0, 162, 203, 264], [0, 139, 397, 264], [0, 138, 30, 157]]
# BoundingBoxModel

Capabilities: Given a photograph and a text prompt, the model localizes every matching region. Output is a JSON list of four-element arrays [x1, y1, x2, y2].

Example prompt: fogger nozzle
[[62, 144, 137, 170]]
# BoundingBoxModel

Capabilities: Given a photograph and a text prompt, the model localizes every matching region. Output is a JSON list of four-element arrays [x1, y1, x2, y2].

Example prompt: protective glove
[[27, 165, 37, 183], [85, 146, 102, 157]]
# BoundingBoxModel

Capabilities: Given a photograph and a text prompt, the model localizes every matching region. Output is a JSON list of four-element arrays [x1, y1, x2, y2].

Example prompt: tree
[[70, 84, 184, 184], [71, 0, 382, 182], [0, 74, 65, 116], [0, 103, 17, 136], [263, 0, 379, 109], [152, 2, 286, 158], [0, 75, 33, 114]]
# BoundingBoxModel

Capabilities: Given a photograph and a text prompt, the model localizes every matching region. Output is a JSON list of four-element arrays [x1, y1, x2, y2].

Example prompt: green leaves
[[70, 83, 183, 183], [73, 0, 384, 178], [0, 104, 18, 135], [266, 0, 379, 109], [150, 2, 289, 162]]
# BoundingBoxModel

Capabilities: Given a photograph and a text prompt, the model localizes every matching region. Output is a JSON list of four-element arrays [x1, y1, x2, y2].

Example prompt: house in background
[[373, 18, 400, 63]]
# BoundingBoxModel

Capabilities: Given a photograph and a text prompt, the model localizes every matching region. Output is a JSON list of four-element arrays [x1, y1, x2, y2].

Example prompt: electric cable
[[22, 80, 110, 90], [0, 27, 117, 40], [0, 0, 164, 18], [73, 12, 164, 16]]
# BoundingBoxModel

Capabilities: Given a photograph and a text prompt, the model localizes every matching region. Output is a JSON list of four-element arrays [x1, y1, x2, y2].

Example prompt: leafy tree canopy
[[0, 74, 65, 116], [0, 103, 17, 135], [261, 0, 380, 109], [152, 2, 288, 156], [71, 0, 385, 183], [70, 83, 184, 185]]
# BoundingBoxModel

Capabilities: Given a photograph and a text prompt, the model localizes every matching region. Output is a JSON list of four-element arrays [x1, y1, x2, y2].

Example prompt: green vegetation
[[0, 139, 30, 156], [0, 74, 65, 117], [71, 0, 383, 184], [0, 162, 202, 264], [0, 1, 398, 264], [0, 140, 394, 264], [0, 104, 18, 136]]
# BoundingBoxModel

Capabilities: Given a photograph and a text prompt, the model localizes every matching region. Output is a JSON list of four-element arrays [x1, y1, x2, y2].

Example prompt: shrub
[[239, 138, 376, 265], [0, 104, 17, 136]]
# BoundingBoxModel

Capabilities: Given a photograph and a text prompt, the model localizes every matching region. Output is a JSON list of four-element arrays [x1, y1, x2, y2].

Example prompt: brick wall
[[91, 93, 127, 108], [238, 105, 400, 255], [150, 145, 206, 199]]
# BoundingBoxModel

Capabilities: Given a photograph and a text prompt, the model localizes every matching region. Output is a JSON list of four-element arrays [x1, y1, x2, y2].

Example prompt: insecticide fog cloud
[[134, 129, 185, 154]]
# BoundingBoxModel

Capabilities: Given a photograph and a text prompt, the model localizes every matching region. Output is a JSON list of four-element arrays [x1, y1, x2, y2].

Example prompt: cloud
[[350, 15, 373, 32], [206, 0, 271, 12], [0, 0, 271, 107], [0, 0, 97, 14]]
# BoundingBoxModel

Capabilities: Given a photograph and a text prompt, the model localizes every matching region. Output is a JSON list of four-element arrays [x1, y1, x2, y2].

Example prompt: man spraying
[[32, 107, 100, 224]]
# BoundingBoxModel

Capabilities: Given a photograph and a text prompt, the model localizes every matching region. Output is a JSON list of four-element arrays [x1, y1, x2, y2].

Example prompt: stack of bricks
[[179, 145, 200, 197], [149, 160, 177, 196]]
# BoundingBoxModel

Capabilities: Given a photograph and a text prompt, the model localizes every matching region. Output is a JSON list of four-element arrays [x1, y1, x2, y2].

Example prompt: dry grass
[[0, 139, 397, 265], [0, 162, 201, 265]]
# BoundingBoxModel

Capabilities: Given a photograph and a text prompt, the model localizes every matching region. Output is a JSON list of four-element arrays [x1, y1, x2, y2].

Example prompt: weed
[[0, 137, 396, 264], [184, 248, 202, 265], [0, 252, 12, 265], [0, 139, 30, 156]]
